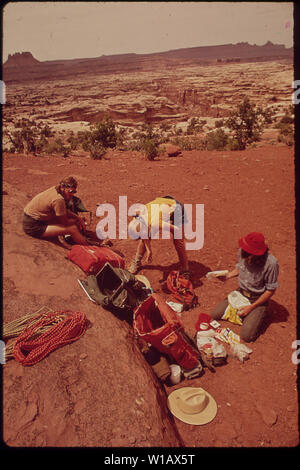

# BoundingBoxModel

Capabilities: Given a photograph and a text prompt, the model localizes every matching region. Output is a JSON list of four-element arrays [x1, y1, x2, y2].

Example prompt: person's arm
[[56, 211, 86, 232], [225, 267, 239, 279], [238, 289, 276, 317]]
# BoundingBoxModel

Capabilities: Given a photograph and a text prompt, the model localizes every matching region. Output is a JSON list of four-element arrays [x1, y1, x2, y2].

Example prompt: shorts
[[22, 213, 48, 238]]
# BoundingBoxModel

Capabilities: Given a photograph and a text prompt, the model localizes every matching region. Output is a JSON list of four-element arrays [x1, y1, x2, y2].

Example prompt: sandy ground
[[2, 141, 298, 448]]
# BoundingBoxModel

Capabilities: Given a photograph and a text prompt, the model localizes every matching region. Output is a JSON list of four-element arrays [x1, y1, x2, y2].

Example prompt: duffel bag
[[133, 293, 200, 370], [67, 245, 124, 274], [166, 270, 198, 310], [78, 262, 151, 310]]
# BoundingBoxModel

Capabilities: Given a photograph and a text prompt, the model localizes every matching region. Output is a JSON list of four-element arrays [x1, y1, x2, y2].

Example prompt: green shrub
[[227, 137, 241, 151], [277, 123, 294, 136], [89, 117, 117, 149], [141, 138, 158, 160], [172, 135, 205, 151], [186, 117, 206, 135], [46, 138, 70, 157], [76, 117, 117, 158], [89, 142, 106, 160], [277, 122, 294, 146], [215, 119, 224, 128], [206, 129, 228, 150], [279, 115, 293, 125], [226, 97, 272, 150]]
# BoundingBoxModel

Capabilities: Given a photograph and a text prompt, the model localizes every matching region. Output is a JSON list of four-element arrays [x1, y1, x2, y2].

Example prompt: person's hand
[[238, 305, 253, 317]]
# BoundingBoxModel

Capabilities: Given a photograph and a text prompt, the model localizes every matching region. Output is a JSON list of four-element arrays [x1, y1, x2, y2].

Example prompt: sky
[[2, 1, 294, 62]]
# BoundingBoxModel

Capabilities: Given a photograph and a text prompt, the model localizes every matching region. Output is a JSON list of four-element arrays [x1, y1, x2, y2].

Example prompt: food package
[[215, 327, 240, 345]]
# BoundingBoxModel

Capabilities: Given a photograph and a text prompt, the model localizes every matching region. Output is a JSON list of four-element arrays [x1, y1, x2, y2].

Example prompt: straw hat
[[135, 274, 152, 289], [167, 387, 217, 425]]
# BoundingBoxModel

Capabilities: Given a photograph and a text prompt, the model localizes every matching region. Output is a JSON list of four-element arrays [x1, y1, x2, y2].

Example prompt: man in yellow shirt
[[127, 196, 189, 277]]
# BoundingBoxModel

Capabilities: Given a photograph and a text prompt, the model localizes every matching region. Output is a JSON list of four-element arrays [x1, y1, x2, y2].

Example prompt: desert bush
[[77, 117, 117, 158], [46, 138, 70, 157], [89, 117, 117, 149], [226, 97, 272, 150], [76, 130, 91, 151], [116, 127, 127, 148], [140, 138, 159, 161], [40, 123, 54, 137], [172, 135, 205, 151], [206, 128, 228, 150], [133, 124, 162, 160], [186, 117, 206, 135], [227, 137, 241, 151], [215, 119, 224, 128], [4, 120, 58, 155], [159, 122, 172, 132], [279, 115, 294, 125], [67, 132, 79, 150], [277, 122, 294, 146], [4, 120, 37, 153], [89, 142, 106, 160]]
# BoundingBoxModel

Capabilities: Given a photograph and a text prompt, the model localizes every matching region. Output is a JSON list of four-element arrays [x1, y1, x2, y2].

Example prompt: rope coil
[[11, 310, 88, 366]]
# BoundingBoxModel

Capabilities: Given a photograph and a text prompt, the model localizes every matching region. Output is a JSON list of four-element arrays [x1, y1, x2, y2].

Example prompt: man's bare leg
[[41, 223, 88, 245]]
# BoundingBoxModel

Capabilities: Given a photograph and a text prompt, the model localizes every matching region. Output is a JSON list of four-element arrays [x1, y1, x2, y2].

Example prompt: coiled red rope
[[13, 310, 88, 366]]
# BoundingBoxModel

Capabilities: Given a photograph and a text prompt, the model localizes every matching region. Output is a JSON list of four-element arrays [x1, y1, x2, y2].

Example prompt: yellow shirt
[[144, 197, 176, 233]]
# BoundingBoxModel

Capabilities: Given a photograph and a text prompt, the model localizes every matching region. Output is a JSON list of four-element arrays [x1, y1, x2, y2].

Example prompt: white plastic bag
[[196, 330, 217, 351], [228, 290, 250, 309], [230, 343, 253, 362], [212, 342, 227, 358]]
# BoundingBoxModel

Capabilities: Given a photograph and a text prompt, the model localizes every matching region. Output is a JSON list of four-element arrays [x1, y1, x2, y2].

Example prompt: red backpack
[[67, 245, 125, 275], [166, 271, 198, 310], [133, 293, 200, 370]]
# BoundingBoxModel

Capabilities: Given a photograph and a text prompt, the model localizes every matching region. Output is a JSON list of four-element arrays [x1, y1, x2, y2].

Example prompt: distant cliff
[[156, 41, 292, 60], [4, 52, 40, 67], [3, 42, 293, 83]]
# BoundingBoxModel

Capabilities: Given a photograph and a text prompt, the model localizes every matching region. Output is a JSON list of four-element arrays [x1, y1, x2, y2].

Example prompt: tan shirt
[[24, 186, 67, 222]]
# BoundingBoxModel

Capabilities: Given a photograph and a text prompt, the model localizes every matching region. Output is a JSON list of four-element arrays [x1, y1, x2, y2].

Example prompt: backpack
[[67, 245, 125, 275], [133, 293, 200, 371], [78, 262, 152, 322], [166, 271, 198, 310]]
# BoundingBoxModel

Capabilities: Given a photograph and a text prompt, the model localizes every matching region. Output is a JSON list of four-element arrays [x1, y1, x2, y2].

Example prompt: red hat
[[195, 313, 212, 332], [238, 232, 267, 256]]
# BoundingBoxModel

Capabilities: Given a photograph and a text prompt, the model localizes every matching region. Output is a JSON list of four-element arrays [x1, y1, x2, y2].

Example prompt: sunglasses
[[67, 188, 77, 194]]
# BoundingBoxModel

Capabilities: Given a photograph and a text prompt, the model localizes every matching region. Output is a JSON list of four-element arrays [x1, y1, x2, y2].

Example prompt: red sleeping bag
[[67, 245, 125, 275]]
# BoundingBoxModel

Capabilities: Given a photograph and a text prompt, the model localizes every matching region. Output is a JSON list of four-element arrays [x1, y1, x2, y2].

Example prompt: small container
[[169, 364, 182, 385], [204, 344, 213, 359]]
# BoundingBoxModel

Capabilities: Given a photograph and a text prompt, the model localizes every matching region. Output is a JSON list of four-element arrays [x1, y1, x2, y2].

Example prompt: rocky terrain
[[2, 44, 298, 451], [3, 42, 293, 137]]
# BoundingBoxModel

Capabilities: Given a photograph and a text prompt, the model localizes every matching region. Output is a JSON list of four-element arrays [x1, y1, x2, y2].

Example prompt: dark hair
[[241, 248, 269, 266], [56, 176, 77, 193]]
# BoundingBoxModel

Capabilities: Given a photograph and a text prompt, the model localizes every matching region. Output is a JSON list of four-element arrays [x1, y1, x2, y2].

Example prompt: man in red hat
[[210, 232, 279, 342]]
